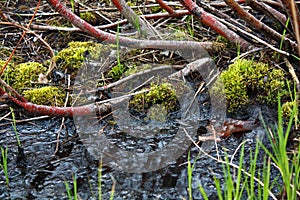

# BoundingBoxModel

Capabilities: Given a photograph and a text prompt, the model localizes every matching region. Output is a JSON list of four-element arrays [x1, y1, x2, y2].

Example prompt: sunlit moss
[[3, 62, 47, 92], [128, 82, 178, 114], [282, 101, 299, 123], [107, 63, 126, 81], [53, 41, 114, 78], [213, 59, 288, 113], [23, 86, 65, 106]]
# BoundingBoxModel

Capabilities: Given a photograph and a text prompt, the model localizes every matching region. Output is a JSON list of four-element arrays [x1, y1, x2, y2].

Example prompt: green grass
[[10, 107, 21, 147], [260, 95, 300, 199], [0, 146, 9, 187], [64, 159, 116, 199], [195, 93, 299, 199], [64, 174, 78, 200]]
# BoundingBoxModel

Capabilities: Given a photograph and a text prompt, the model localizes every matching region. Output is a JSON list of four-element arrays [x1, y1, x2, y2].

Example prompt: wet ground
[[0, 101, 283, 200]]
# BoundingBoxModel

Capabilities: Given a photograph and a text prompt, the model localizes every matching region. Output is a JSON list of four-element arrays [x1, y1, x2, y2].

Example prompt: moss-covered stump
[[23, 86, 65, 106], [213, 59, 288, 113]]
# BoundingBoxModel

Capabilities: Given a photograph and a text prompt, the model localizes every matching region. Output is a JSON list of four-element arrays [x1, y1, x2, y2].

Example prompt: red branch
[[155, 0, 175, 14], [46, 0, 214, 52], [180, 0, 253, 51], [0, 87, 109, 117], [223, 0, 298, 51]]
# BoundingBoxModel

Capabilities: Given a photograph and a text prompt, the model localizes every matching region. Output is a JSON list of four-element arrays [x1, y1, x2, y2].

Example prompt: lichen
[[23, 86, 65, 106], [213, 59, 288, 113], [3, 62, 47, 92], [128, 82, 178, 115]]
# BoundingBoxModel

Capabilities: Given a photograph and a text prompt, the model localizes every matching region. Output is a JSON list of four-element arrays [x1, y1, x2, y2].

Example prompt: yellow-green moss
[[213, 59, 288, 113], [23, 86, 65, 106], [124, 64, 152, 76], [3, 62, 47, 92], [80, 12, 98, 25], [282, 101, 299, 122], [107, 63, 126, 81], [53, 41, 113, 78], [129, 82, 178, 114]]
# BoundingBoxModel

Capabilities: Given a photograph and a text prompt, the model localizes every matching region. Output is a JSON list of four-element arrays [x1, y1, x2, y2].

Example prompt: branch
[[223, 0, 298, 52], [180, 0, 254, 51], [46, 0, 215, 52]]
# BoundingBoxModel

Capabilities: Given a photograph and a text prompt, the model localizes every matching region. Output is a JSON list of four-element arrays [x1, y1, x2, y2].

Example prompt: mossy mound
[[213, 59, 288, 113], [128, 82, 178, 116], [23, 86, 65, 106], [53, 41, 113, 78], [3, 62, 47, 92]]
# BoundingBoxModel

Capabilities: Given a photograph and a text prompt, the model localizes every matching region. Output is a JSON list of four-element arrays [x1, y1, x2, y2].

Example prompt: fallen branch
[[180, 0, 253, 51], [46, 0, 215, 52]]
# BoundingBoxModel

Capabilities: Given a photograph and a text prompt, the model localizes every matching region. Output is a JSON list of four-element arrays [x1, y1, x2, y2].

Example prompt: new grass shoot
[[0, 147, 9, 187]]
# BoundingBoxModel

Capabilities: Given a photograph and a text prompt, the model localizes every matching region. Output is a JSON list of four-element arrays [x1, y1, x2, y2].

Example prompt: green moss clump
[[3, 62, 46, 92], [282, 101, 299, 122], [128, 82, 178, 114], [80, 12, 98, 25], [107, 63, 126, 81], [23, 86, 65, 106], [53, 41, 109, 78], [213, 59, 288, 113]]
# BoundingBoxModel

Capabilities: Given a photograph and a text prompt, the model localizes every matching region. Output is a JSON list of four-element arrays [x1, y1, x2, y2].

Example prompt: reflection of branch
[[112, 0, 156, 37]]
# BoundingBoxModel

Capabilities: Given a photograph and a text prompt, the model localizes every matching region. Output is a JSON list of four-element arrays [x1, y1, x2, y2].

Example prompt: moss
[[128, 82, 178, 115], [151, 6, 162, 13], [145, 104, 168, 122], [53, 41, 111, 78], [215, 36, 234, 49], [282, 101, 299, 122], [213, 59, 288, 113], [80, 12, 98, 25], [124, 64, 152, 76], [3, 62, 47, 92], [107, 63, 126, 81], [23, 86, 65, 106]]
